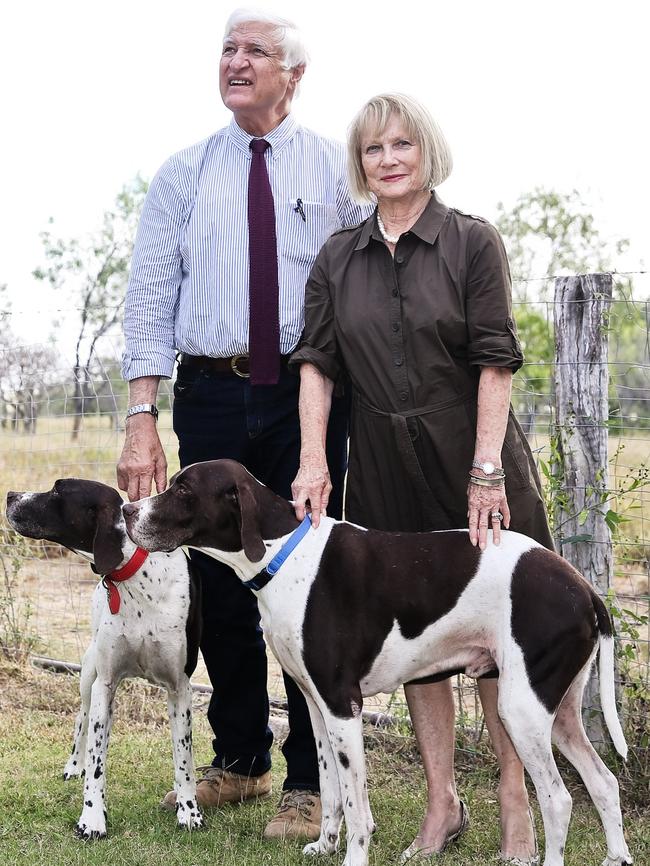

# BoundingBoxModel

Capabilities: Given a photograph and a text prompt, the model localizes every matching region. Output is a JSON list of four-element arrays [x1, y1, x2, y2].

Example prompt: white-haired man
[[118, 8, 370, 839]]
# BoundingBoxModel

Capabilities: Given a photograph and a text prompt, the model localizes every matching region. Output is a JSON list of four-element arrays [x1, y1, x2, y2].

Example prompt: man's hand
[[117, 414, 167, 502], [291, 457, 331, 528]]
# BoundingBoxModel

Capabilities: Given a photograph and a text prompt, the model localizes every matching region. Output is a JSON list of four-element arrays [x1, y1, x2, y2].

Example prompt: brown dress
[[290, 192, 553, 549]]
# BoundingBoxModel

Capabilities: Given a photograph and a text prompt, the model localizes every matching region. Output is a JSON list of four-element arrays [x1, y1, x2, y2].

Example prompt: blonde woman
[[290, 93, 552, 863]]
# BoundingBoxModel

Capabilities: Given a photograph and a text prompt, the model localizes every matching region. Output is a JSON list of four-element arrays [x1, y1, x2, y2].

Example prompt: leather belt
[[179, 354, 290, 379]]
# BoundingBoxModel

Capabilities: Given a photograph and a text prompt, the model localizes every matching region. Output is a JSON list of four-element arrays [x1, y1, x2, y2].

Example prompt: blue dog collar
[[244, 514, 312, 591]]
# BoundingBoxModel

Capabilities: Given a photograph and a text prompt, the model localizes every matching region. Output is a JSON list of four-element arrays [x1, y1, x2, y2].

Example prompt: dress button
[[392, 288, 399, 297], [400, 391, 408, 401], [395, 357, 403, 366], [396, 255, 404, 264], [392, 322, 399, 332]]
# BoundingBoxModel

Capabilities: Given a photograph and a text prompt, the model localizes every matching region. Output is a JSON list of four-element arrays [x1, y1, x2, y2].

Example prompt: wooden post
[[553, 273, 614, 748]]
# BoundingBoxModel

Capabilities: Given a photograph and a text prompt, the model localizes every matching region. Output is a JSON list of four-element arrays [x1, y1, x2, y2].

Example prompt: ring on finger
[[491, 511, 503, 521]]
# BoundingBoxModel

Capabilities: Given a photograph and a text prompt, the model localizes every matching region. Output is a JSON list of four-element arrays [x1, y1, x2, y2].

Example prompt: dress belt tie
[[356, 393, 475, 529]]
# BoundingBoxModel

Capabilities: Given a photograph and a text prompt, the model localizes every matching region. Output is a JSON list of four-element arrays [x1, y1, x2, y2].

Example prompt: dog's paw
[[303, 839, 334, 857], [74, 804, 107, 841], [63, 760, 84, 780], [74, 822, 106, 841], [176, 800, 204, 831]]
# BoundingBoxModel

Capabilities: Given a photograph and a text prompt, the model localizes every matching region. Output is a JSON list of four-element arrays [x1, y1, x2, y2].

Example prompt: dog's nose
[[122, 503, 137, 516], [6, 491, 21, 508]]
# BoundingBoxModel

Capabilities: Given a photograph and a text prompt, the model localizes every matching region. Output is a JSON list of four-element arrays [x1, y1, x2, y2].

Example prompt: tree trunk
[[71, 366, 89, 441]]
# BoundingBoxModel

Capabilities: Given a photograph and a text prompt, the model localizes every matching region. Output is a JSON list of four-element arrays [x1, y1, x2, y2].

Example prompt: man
[[117, 7, 369, 840]]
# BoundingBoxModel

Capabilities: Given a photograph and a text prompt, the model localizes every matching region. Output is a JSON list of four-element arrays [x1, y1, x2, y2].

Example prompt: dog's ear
[[92, 503, 126, 574], [235, 482, 265, 563]]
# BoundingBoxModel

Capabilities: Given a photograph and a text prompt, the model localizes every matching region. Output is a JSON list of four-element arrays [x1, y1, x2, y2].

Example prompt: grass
[[0, 659, 648, 866]]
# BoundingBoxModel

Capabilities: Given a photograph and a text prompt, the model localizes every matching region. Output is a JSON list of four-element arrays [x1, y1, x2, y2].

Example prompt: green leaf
[[561, 533, 593, 544]]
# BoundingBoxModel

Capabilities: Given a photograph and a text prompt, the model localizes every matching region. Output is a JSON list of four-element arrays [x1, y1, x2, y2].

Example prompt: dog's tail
[[594, 593, 628, 760]]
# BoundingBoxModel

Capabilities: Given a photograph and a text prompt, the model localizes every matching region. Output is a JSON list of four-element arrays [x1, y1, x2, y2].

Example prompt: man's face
[[219, 21, 302, 124]]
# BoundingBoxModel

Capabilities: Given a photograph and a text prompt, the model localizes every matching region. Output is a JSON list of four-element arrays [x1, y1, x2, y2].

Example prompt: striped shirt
[[122, 114, 371, 380]]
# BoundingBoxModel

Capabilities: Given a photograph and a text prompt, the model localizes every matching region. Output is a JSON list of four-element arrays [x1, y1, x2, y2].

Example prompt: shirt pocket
[[280, 200, 340, 267]]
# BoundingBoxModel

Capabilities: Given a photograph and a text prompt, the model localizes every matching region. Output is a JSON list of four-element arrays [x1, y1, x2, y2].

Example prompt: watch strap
[[471, 459, 504, 477]]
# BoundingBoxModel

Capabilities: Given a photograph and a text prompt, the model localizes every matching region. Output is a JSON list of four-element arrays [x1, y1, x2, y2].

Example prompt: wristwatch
[[125, 403, 159, 421], [471, 459, 504, 477]]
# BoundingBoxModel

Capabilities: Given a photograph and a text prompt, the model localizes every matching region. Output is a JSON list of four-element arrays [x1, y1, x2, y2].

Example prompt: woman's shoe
[[498, 808, 540, 866], [400, 800, 469, 862]]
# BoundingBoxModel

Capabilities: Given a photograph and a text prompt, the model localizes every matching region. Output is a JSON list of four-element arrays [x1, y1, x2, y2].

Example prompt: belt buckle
[[230, 354, 250, 378]]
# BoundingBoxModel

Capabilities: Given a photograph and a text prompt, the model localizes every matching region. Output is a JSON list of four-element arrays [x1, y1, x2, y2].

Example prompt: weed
[[0, 529, 39, 660]]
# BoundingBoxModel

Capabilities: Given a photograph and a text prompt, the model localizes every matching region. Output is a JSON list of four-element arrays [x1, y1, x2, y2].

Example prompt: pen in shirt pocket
[[293, 198, 306, 221]]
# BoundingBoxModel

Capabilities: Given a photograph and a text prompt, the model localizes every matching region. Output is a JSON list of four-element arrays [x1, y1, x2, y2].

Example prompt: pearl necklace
[[376, 211, 401, 245], [377, 195, 431, 244]]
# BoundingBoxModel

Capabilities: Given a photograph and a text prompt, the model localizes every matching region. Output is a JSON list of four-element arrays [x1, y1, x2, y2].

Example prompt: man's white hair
[[224, 7, 309, 69]]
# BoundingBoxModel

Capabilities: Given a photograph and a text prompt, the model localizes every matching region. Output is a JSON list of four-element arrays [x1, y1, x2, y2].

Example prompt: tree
[[510, 304, 554, 435], [33, 176, 148, 439], [495, 187, 630, 298], [0, 285, 61, 433], [495, 188, 634, 435]]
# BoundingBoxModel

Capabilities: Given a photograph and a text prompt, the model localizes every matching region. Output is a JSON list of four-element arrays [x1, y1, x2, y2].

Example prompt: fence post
[[553, 273, 614, 748]]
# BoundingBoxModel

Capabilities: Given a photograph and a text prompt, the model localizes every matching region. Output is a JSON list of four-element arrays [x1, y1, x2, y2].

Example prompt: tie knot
[[250, 138, 270, 154]]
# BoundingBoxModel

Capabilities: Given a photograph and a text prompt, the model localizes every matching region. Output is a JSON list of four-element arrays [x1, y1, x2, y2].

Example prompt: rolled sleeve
[[465, 221, 524, 372], [288, 245, 342, 382], [289, 345, 341, 382], [121, 160, 187, 381]]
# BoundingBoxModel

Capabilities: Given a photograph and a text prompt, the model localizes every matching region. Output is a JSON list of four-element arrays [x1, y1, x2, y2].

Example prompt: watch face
[[483, 461, 495, 475]]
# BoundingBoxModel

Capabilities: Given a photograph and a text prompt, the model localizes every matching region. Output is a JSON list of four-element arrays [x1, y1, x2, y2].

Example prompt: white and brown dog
[[122, 459, 632, 866], [6, 479, 203, 839]]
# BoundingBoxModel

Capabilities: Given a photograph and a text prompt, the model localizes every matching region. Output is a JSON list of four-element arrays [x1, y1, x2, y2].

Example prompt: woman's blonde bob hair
[[347, 93, 453, 203]]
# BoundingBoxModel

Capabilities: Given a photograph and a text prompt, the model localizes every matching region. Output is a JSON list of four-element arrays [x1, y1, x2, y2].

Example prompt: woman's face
[[360, 115, 424, 205]]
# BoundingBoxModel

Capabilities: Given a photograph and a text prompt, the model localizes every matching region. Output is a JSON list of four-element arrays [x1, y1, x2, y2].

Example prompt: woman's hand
[[292, 457, 332, 528], [293, 363, 335, 528], [467, 481, 511, 550]]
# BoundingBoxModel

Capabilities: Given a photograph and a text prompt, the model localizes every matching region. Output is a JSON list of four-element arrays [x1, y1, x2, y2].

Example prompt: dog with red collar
[[6, 478, 203, 839], [122, 458, 633, 866]]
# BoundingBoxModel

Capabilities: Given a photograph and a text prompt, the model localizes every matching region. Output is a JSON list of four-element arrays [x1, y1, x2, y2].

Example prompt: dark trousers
[[172, 361, 347, 791]]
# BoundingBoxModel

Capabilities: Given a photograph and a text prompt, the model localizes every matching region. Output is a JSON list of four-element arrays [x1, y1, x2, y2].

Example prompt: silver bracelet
[[468, 473, 505, 487]]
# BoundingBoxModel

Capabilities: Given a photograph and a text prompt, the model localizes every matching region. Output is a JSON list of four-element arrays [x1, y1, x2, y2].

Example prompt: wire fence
[[1, 282, 649, 743]]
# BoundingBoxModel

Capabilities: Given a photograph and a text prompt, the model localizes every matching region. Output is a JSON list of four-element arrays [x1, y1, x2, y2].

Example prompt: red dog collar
[[102, 547, 149, 614]]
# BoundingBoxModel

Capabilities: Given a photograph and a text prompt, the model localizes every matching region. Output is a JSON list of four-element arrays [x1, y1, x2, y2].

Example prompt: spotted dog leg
[[301, 692, 343, 856], [552, 673, 633, 866], [64, 651, 96, 780], [167, 678, 203, 830], [304, 706, 374, 866], [75, 678, 115, 839], [497, 669, 571, 866]]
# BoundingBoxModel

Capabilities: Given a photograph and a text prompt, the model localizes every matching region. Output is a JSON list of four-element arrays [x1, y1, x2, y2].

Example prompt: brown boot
[[262, 789, 321, 840], [161, 766, 272, 811]]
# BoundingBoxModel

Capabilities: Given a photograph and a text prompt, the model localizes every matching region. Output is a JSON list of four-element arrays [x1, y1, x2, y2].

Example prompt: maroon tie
[[248, 138, 280, 385]]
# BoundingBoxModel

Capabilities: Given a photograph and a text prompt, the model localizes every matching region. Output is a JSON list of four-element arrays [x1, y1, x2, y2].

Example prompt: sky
[[1, 0, 648, 342]]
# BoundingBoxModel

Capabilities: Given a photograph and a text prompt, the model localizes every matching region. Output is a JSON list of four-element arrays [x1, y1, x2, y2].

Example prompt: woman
[[289, 93, 553, 863]]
